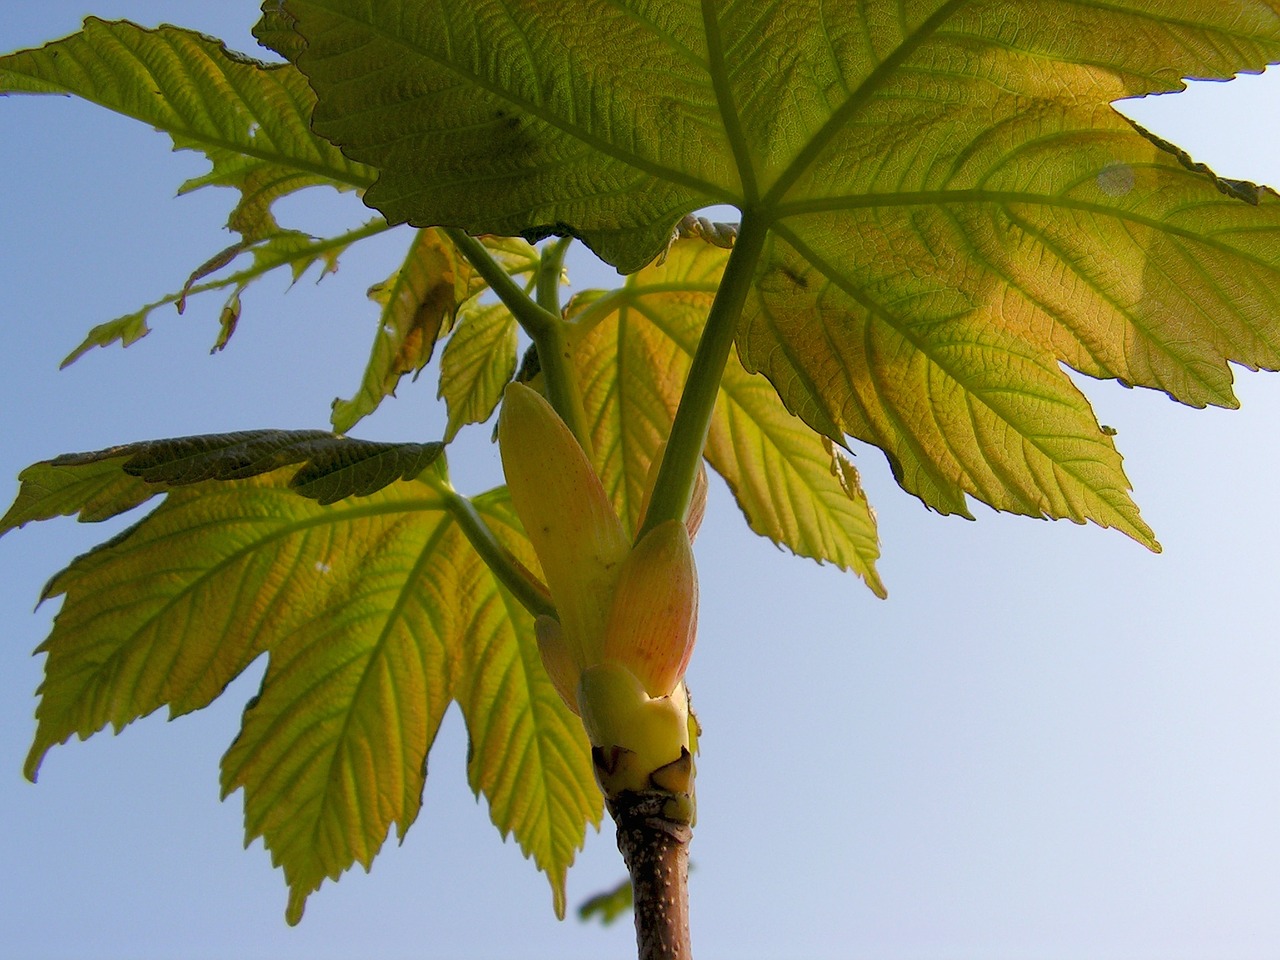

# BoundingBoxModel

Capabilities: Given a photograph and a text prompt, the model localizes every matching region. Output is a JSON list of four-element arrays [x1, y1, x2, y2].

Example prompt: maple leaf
[[0, 21, 533, 372], [569, 239, 884, 594], [333, 232, 537, 433], [283, 0, 1280, 547], [0, 441, 600, 922]]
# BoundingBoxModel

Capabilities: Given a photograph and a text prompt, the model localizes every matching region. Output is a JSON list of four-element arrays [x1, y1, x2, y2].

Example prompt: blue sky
[[3, 5, 1280, 958]]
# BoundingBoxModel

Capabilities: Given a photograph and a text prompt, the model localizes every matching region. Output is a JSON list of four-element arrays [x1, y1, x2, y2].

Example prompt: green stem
[[536, 237, 573, 314], [445, 228, 594, 459], [437, 482, 556, 619], [637, 210, 768, 540]]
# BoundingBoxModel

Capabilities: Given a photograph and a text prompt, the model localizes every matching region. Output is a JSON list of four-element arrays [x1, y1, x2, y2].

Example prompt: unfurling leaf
[[332, 229, 483, 432], [498, 383, 630, 672], [333, 231, 536, 433], [602, 520, 698, 700]]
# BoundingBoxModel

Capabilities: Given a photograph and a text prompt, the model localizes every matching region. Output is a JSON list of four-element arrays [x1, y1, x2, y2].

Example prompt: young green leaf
[[0, 21, 395, 359], [0, 19, 374, 235], [569, 240, 884, 595], [9, 460, 599, 922], [59, 221, 392, 363], [331, 228, 487, 432], [331, 232, 535, 435], [0, 453, 158, 533], [439, 303, 519, 441]]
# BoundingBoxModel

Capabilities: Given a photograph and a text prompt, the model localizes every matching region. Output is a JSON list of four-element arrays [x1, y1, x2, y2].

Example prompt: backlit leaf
[[451, 491, 602, 919], [333, 231, 540, 433], [569, 240, 884, 594], [285, 1, 1280, 546], [254, 1, 306, 63], [9, 458, 599, 921], [331, 229, 485, 433], [59, 220, 392, 364], [439, 303, 518, 442], [0, 454, 156, 532], [0, 19, 373, 236], [1, 21, 388, 360]]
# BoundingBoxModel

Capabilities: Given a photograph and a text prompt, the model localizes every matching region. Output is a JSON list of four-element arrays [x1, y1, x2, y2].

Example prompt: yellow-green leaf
[[439, 303, 518, 442], [59, 218, 392, 365], [452, 492, 602, 919], [0, 454, 157, 533], [332, 229, 485, 433], [333, 231, 541, 433], [284, 2, 1280, 546], [1, 21, 391, 360], [10, 458, 599, 921], [0, 19, 374, 238], [254, 1, 305, 62], [569, 240, 884, 595]]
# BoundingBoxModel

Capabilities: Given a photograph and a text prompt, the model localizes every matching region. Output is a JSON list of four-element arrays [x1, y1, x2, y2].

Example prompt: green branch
[[637, 210, 768, 541], [445, 228, 594, 459]]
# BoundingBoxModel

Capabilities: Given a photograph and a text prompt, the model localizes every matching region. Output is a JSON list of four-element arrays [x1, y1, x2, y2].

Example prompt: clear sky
[[3, 4, 1280, 959]]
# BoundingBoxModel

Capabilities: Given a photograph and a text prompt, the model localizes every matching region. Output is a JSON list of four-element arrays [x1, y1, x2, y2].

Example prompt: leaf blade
[[331, 229, 484, 433], [283, 0, 738, 270], [570, 240, 885, 593], [0, 19, 375, 231], [285, 2, 1280, 542], [439, 303, 519, 442], [11, 449, 599, 919], [457, 492, 602, 918]]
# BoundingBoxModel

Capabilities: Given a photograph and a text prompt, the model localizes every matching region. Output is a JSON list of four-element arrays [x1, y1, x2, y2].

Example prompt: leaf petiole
[[536, 237, 573, 314], [430, 473, 556, 619], [444, 228, 594, 460], [637, 210, 768, 541]]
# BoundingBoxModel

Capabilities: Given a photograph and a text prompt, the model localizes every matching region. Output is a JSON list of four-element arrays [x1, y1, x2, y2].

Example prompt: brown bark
[[610, 789, 693, 960]]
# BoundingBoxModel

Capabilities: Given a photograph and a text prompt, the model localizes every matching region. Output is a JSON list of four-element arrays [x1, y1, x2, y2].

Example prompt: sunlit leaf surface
[[285, 1, 1280, 547], [439, 303, 519, 441], [1, 458, 599, 922], [0, 19, 384, 356], [570, 240, 884, 594]]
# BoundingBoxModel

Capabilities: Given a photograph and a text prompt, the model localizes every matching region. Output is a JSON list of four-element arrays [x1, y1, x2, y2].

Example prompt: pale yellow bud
[[498, 383, 629, 669], [601, 519, 698, 698]]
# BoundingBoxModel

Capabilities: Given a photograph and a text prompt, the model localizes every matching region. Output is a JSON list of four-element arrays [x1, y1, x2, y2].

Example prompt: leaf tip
[[285, 888, 308, 927], [23, 740, 50, 783], [549, 870, 568, 921]]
